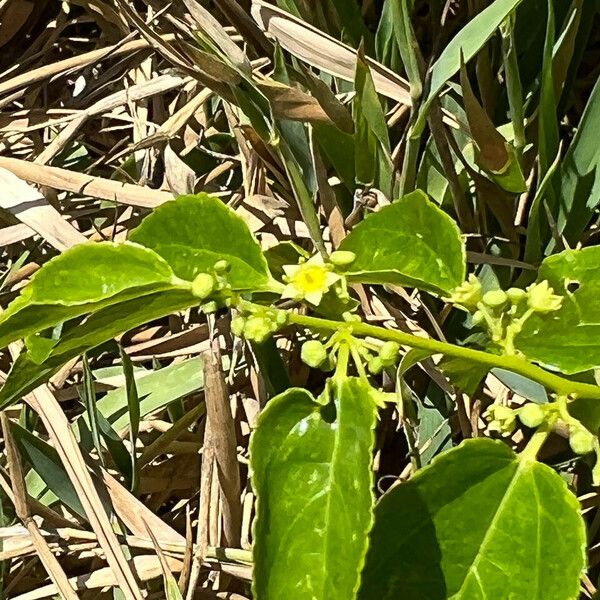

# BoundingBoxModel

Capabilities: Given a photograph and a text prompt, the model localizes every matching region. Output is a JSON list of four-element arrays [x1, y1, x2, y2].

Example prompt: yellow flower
[[282, 254, 340, 306], [448, 274, 482, 311], [527, 280, 563, 314]]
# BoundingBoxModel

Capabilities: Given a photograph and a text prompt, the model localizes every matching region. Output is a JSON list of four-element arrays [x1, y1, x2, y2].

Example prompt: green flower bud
[[191, 273, 216, 299], [482, 289, 508, 308], [379, 341, 400, 366], [301, 340, 328, 368], [569, 427, 595, 455], [200, 300, 218, 314], [275, 311, 288, 326], [368, 356, 383, 375], [214, 260, 230, 273], [507, 287, 527, 304], [329, 251, 356, 267], [518, 403, 545, 428], [243, 316, 273, 343], [231, 315, 246, 337]]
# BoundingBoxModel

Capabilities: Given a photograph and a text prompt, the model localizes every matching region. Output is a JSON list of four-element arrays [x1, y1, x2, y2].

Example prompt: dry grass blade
[[251, 0, 411, 105], [0, 34, 175, 98], [201, 346, 242, 548], [21, 383, 144, 600], [100, 470, 186, 546], [0, 157, 173, 208], [0, 167, 87, 250], [10, 555, 183, 599], [0, 413, 79, 600]]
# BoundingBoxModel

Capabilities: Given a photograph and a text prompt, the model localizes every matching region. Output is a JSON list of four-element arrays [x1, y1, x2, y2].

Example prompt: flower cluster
[[231, 308, 287, 343], [448, 276, 564, 356]]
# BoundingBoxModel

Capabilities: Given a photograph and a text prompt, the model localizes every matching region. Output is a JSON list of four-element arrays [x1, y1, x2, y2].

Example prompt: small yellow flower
[[527, 280, 563, 314], [282, 254, 340, 306], [448, 274, 482, 311]]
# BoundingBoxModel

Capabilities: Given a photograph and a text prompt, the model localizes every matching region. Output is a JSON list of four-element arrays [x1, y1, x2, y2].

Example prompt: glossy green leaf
[[251, 377, 377, 600], [129, 194, 271, 290], [359, 438, 586, 600], [0, 289, 198, 409], [0, 242, 177, 351], [339, 190, 466, 294], [415, 0, 525, 132], [516, 246, 600, 374]]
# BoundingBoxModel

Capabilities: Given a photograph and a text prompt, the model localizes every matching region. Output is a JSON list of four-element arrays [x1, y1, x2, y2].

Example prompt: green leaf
[[558, 74, 600, 245], [0, 289, 198, 409], [353, 49, 393, 196], [13, 422, 88, 519], [359, 438, 586, 600], [129, 194, 271, 290], [516, 246, 600, 374], [415, 0, 526, 132], [0, 242, 177, 351], [251, 377, 378, 600], [339, 190, 466, 294]]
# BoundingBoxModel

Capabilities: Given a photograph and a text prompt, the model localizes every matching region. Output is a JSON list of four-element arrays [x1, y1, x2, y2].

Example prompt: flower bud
[[301, 340, 328, 368], [231, 315, 246, 337], [518, 403, 545, 428], [379, 341, 400, 366], [200, 300, 218, 314], [243, 316, 273, 343], [569, 427, 595, 455], [214, 260, 230, 273], [329, 251, 356, 267], [507, 287, 527, 304], [482, 289, 508, 308], [368, 356, 384, 375], [191, 273, 215, 299]]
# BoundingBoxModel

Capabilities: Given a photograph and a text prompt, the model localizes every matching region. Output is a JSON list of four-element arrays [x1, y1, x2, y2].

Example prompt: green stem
[[520, 417, 556, 463], [276, 309, 600, 400]]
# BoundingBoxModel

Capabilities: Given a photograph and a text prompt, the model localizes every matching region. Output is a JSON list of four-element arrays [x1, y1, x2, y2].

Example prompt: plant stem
[[520, 417, 556, 463], [277, 310, 600, 400]]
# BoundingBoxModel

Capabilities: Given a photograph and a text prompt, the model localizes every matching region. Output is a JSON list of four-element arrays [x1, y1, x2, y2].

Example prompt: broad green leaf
[[414, 0, 526, 132], [129, 194, 271, 290], [558, 74, 600, 245], [0, 242, 177, 351], [339, 190, 466, 294], [0, 289, 198, 409], [359, 438, 586, 600], [516, 246, 600, 374], [251, 377, 377, 600]]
